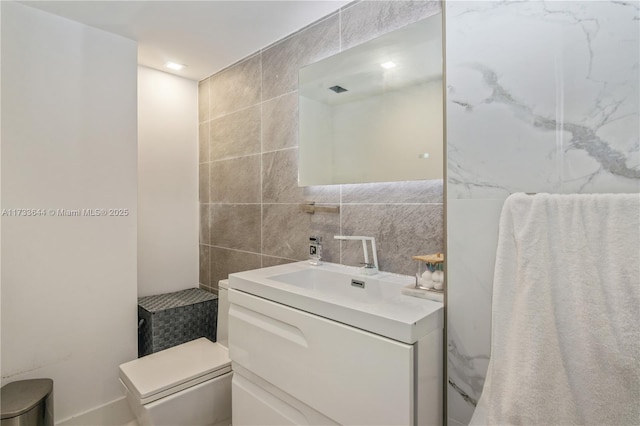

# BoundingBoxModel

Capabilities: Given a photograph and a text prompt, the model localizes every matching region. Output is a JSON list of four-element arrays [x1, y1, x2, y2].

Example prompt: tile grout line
[[199, 86, 204, 238], [206, 152, 262, 165], [205, 244, 305, 266], [202, 244, 274, 258], [206, 78, 213, 291], [206, 102, 260, 126], [206, 76, 212, 288], [199, 201, 443, 206], [339, 184, 343, 264], [210, 199, 215, 289], [262, 146, 297, 155], [253, 202, 443, 206], [262, 88, 298, 105], [200, 202, 443, 205], [261, 253, 296, 260], [340, 202, 444, 206], [262, 253, 303, 263], [260, 50, 264, 269], [203, 202, 262, 206]]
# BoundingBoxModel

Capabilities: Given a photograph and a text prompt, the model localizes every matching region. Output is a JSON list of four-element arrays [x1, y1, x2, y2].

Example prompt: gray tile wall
[[199, 0, 443, 292]]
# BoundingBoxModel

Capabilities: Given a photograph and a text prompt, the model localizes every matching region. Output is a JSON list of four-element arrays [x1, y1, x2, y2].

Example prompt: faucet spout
[[334, 235, 379, 273]]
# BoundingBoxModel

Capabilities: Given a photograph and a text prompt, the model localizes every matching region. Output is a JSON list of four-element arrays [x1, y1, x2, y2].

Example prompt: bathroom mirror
[[298, 14, 443, 186]]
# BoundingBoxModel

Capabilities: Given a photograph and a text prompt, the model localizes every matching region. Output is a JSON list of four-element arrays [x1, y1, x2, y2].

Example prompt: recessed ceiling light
[[165, 62, 186, 71], [380, 61, 397, 69]]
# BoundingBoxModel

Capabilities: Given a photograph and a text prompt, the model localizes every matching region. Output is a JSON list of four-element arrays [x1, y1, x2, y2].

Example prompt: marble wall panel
[[446, 2, 639, 424]]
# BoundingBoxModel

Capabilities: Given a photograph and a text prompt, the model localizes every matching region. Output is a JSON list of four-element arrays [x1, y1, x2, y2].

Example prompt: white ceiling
[[20, 1, 349, 81]]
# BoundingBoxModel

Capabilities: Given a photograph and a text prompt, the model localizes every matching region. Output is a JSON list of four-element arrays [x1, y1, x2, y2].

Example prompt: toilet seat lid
[[119, 338, 231, 401]]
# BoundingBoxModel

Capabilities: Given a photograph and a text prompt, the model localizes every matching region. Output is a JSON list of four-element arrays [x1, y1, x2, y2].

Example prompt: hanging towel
[[470, 193, 640, 426]]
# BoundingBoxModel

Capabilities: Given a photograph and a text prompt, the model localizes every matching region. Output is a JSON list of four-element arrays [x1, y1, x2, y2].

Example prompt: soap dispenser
[[309, 236, 322, 265]]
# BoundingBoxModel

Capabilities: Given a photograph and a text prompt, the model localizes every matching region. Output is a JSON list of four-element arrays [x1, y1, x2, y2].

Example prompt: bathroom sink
[[228, 261, 443, 344], [270, 267, 405, 304]]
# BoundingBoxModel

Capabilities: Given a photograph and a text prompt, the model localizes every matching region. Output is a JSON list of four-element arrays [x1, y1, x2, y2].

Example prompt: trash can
[[0, 379, 53, 426]]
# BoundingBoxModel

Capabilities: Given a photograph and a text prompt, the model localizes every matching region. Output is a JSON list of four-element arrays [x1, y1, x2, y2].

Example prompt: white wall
[[1, 2, 137, 422], [138, 66, 198, 297]]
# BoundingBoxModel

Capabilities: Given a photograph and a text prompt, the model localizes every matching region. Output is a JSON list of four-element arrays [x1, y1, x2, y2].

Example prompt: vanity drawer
[[229, 289, 413, 426], [232, 369, 338, 426]]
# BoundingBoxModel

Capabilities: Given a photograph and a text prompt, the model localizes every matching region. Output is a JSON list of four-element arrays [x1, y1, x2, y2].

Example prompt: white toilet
[[119, 280, 232, 426]]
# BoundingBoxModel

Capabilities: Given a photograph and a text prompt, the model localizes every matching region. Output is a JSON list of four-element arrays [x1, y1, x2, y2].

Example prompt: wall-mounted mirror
[[298, 14, 443, 186]]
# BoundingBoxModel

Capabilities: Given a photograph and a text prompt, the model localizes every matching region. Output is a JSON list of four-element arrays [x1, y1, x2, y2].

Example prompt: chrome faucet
[[334, 235, 379, 275]]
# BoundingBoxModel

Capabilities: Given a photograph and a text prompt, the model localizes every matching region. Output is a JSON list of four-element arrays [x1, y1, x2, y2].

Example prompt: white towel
[[470, 193, 640, 426]]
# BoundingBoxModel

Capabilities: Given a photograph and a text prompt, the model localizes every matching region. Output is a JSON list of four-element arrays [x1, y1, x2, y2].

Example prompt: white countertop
[[229, 261, 443, 344]]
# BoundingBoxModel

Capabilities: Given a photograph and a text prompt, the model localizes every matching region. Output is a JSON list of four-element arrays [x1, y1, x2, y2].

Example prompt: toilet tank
[[217, 280, 230, 348]]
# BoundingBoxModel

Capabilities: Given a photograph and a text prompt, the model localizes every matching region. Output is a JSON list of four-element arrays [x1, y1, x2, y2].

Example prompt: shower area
[[444, 2, 639, 425]]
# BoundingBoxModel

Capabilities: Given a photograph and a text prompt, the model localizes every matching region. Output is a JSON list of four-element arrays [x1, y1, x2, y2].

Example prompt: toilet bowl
[[119, 280, 232, 426]]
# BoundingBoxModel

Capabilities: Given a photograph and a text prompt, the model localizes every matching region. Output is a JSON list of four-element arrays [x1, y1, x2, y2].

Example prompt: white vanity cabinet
[[228, 288, 443, 426]]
